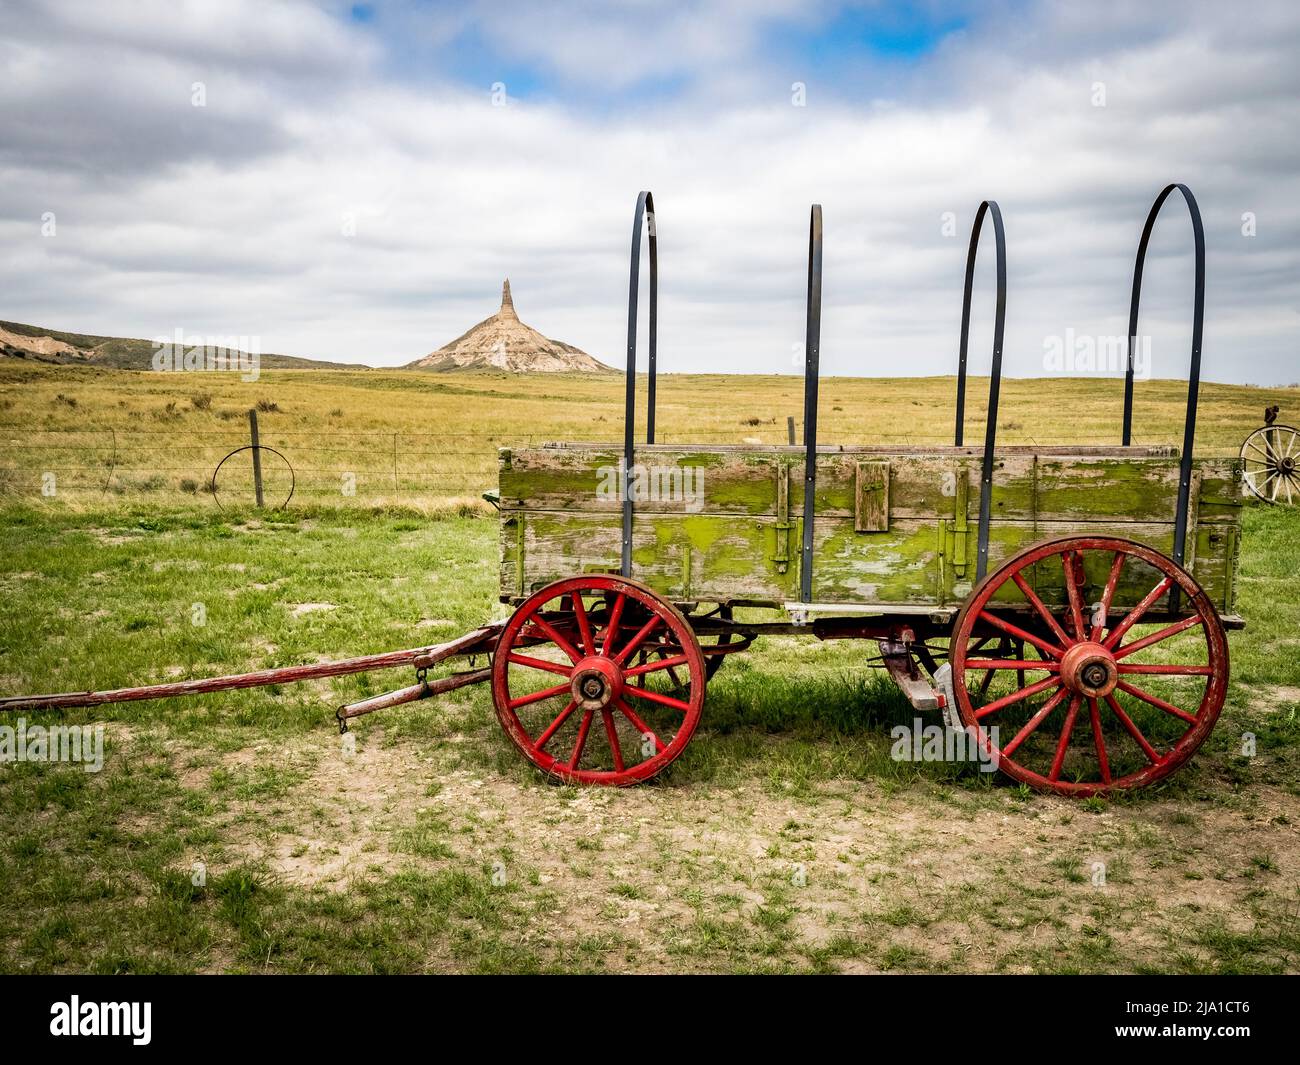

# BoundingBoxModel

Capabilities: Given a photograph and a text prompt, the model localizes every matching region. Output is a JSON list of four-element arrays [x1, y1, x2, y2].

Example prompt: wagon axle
[[1059, 643, 1119, 699], [572, 658, 622, 711]]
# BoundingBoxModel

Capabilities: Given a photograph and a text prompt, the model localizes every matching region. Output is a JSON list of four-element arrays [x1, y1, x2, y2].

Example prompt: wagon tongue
[[0, 624, 503, 725]]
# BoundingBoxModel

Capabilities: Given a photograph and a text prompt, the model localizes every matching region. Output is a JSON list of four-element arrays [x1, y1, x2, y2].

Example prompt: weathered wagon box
[[499, 442, 1243, 614], [0, 184, 1245, 802]]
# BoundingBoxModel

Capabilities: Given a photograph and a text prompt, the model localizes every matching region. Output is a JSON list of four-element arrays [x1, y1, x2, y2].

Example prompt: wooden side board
[[499, 444, 1243, 613]]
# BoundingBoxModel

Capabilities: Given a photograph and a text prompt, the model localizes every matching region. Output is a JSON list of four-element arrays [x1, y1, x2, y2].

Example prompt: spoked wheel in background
[[1240, 424, 1299, 505], [950, 536, 1228, 797], [491, 575, 707, 786]]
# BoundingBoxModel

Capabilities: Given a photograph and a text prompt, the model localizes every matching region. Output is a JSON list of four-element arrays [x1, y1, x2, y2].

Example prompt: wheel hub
[[1281, 456, 1296, 474], [570, 656, 624, 712], [1059, 641, 1119, 698]]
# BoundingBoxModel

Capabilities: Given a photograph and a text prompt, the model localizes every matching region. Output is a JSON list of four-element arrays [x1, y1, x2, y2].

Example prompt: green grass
[[2, 358, 1298, 973], [1, 498, 1297, 973]]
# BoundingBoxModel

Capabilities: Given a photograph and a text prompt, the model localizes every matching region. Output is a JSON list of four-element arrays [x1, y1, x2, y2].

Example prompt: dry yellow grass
[[1, 361, 1296, 506]]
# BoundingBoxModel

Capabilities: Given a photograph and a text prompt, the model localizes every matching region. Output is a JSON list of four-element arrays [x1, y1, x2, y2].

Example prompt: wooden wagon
[[490, 186, 1244, 797], [0, 186, 1244, 801]]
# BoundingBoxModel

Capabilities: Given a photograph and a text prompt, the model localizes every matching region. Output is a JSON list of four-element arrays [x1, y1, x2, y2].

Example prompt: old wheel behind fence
[[950, 536, 1228, 797], [492, 575, 707, 786], [1241, 424, 1299, 505]]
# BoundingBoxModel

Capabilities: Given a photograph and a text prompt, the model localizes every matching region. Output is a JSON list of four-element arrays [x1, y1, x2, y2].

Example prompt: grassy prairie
[[0, 501, 1296, 974], [0, 363, 1297, 973], [1, 361, 1297, 505]]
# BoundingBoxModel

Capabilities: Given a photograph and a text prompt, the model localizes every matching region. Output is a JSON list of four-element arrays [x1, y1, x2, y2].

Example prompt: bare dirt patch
[[152, 726, 1300, 972]]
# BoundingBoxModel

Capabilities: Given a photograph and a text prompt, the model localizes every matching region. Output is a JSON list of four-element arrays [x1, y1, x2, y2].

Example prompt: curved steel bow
[[799, 204, 824, 603], [621, 191, 658, 576], [953, 200, 1007, 581], [1121, 183, 1205, 567]]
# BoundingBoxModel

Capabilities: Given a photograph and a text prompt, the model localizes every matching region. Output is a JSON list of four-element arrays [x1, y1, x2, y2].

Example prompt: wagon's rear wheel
[[950, 536, 1228, 797], [492, 575, 707, 786], [1240, 424, 1299, 505]]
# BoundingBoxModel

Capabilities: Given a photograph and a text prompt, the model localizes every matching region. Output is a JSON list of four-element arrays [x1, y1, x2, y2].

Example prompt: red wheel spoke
[[965, 659, 1059, 672], [974, 675, 1061, 720], [601, 593, 626, 656], [506, 652, 574, 678], [1062, 550, 1087, 640], [977, 658, 997, 700], [1092, 551, 1126, 641], [977, 611, 1064, 660], [1115, 680, 1198, 724], [570, 593, 595, 657], [1088, 697, 1111, 784], [1117, 663, 1213, 675], [1010, 570, 1073, 648], [1000, 687, 1071, 758], [530, 614, 583, 663], [613, 614, 664, 666], [1113, 614, 1203, 659], [568, 707, 595, 769], [615, 699, 666, 753], [600, 707, 625, 772], [1048, 695, 1082, 782], [1105, 694, 1161, 763], [508, 680, 571, 710], [535, 699, 579, 751], [624, 685, 691, 713], [662, 657, 685, 689], [624, 653, 690, 678], [1104, 576, 1174, 650]]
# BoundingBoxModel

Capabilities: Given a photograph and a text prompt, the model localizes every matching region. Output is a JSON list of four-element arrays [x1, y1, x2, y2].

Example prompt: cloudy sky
[[2, 0, 1297, 382]]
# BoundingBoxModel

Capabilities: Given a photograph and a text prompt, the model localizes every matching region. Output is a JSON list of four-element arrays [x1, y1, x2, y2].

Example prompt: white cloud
[[0, 0, 1296, 383]]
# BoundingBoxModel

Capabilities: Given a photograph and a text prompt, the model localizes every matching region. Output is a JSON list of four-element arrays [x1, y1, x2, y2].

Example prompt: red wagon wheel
[[950, 536, 1228, 797], [492, 575, 707, 786]]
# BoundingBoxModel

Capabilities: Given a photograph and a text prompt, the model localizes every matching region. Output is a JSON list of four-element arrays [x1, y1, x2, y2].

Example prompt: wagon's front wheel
[[492, 575, 707, 786], [950, 536, 1229, 797]]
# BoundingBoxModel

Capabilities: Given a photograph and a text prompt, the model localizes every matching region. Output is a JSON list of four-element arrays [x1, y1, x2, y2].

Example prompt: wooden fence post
[[248, 408, 264, 508], [787, 416, 796, 445]]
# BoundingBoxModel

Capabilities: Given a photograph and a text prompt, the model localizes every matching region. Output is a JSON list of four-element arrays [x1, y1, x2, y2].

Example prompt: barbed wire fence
[[4, 403, 1236, 509], [0, 413, 817, 509]]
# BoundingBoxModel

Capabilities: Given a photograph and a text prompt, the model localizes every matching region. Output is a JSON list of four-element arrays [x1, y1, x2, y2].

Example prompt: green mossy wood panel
[[500, 445, 1243, 612]]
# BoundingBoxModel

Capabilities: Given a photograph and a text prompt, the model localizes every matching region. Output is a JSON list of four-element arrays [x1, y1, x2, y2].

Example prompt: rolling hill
[[0, 320, 361, 371]]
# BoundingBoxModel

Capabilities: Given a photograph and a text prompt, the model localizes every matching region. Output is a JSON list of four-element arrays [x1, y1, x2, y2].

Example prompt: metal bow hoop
[[800, 204, 824, 603], [1122, 183, 1205, 568], [621, 190, 658, 577], [952, 200, 1007, 581]]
